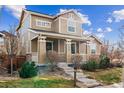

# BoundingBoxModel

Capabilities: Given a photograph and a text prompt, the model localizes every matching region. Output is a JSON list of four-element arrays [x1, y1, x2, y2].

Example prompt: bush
[[99, 54, 110, 69], [19, 61, 38, 78], [81, 60, 98, 71], [47, 51, 58, 71]]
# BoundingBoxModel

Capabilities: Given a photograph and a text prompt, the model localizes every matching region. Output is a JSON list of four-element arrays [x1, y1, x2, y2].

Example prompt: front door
[[71, 42, 76, 54], [46, 41, 53, 52]]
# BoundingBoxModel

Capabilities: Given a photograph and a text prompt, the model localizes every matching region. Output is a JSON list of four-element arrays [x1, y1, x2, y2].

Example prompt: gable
[[90, 35, 102, 45], [59, 11, 82, 21]]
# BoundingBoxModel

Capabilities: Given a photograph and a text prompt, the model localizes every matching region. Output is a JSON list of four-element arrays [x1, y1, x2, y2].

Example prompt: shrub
[[72, 54, 82, 69], [99, 54, 110, 69], [81, 60, 98, 71], [19, 61, 38, 78], [47, 51, 58, 71], [89, 54, 100, 63]]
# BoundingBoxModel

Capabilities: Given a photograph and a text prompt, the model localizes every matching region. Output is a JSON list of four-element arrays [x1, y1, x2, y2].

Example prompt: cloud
[[96, 27, 112, 33], [77, 12, 91, 26], [83, 28, 93, 35], [83, 30, 92, 35], [58, 8, 91, 26], [112, 9, 124, 22], [95, 27, 112, 39], [59, 9, 68, 13], [4, 5, 26, 19], [97, 28, 103, 32], [106, 18, 113, 23], [105, 27, 112, 32]]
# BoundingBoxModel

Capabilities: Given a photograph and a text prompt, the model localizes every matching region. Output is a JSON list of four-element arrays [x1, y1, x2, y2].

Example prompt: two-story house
[[16, 9, 102, 65]]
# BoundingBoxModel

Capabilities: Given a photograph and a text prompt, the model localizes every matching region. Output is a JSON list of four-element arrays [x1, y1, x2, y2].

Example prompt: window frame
[[71, 42, 77, 54], [46, 40, 53, 52], [67, 19, 76, 33], [90, 43, 96, 54], [36, 19, 51, 28]]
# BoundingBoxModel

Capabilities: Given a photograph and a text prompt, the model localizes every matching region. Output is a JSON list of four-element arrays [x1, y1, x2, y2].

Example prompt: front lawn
[[83, 67, 122, 85], [0, 75, 74, 88]]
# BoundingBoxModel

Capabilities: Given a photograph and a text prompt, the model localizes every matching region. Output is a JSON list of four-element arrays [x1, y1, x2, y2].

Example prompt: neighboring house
[[16, 9, 102, 65], [0, 31, 16, 54], [0, 31, 5, 54]]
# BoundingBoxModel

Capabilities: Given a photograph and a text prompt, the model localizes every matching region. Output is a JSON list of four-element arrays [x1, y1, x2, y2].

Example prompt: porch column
[[66, 39, 72, 63], [38, 35, 46, 64]]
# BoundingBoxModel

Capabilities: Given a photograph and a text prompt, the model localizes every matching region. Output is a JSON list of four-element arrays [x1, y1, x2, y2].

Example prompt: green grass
[[83, 67, 122, 85], [0, 76, 74, 88]]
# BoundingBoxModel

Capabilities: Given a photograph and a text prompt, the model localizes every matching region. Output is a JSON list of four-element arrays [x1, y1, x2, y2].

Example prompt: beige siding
[[53, 19, 59, 32], [60, 18, 82, 36], [60, 11, 81, 21], [30, 12, 83, 37], [79, 42, 87, 54], [31, 38, 37, 52], [60, 40, 65, 53], [31, 15, 54, 32]]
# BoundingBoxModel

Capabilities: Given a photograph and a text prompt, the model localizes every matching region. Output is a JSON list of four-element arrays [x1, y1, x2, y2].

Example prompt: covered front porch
[[31, 34, 88, 64]]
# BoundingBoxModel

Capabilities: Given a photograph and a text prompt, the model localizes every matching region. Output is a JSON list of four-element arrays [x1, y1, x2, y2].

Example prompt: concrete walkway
[[57, 63, 102, 88], [102, 82, 123, 88]]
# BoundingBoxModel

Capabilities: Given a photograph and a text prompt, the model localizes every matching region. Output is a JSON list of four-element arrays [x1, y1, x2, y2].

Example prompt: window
[[36, 20, 51, 28], [90, 43, 96, 54], [71, 42, 76, 54], [46, 41, 53, 52], [67, 20, 76, 33]]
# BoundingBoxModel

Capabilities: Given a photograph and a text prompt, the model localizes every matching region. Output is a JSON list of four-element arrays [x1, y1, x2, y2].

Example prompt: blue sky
[[0, 5, 124, 43]]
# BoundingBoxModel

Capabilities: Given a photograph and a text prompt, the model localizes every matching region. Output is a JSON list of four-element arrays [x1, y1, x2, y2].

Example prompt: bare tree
[[4, 25, 20, 76], [118, 25, 124, 87]]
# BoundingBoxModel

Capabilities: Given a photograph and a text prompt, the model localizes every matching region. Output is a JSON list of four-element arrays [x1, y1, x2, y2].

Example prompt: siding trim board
[[29, 29, 88, 41]]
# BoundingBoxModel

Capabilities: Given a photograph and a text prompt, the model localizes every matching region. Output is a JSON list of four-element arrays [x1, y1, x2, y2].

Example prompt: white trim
[[59, 17, 61, 33], [36, 19, 51, 28], [31, 35, 39, 40], [29, 14, 32, 28]]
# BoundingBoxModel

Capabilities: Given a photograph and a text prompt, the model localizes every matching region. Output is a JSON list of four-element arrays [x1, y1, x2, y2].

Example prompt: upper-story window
[[68, 13, 74, 19], [36, 20, 51, 28], [67, 20, 76, 33], [90, 43, 96, 54]]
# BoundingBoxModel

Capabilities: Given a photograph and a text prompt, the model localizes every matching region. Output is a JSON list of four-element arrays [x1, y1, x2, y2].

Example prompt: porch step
[[57, 55, 66, 62], [57, 62, 102, 88]]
